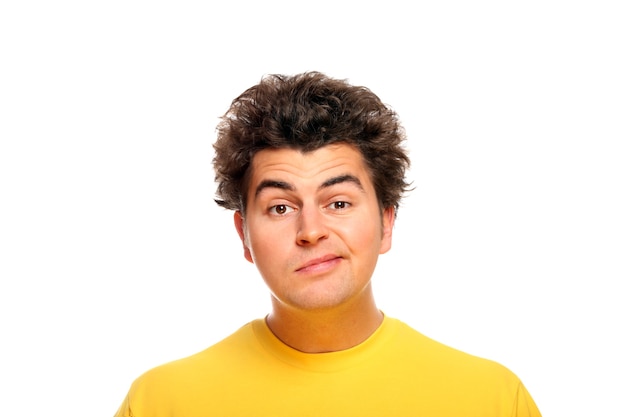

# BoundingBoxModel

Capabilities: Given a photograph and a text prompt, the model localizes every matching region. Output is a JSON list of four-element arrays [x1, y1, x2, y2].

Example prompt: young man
[[114, 72, 542, 416]]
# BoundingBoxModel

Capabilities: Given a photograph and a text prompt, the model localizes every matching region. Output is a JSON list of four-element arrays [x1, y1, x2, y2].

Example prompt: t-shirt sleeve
[[513, 381, 542, 417], [113, 393, 132, 417]]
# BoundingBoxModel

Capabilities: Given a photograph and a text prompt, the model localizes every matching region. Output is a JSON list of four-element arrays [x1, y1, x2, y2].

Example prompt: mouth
[[296, 255, 342, 273]]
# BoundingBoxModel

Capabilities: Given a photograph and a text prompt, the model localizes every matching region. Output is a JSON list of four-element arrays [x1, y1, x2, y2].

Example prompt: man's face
[[234, 143, 394, 312]]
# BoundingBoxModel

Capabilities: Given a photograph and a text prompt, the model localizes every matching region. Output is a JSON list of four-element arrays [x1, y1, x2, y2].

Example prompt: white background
[[1, 1, 624, 416]]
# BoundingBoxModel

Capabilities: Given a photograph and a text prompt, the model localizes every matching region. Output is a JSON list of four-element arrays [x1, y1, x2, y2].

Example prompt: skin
[[234, 143, 395, 353]]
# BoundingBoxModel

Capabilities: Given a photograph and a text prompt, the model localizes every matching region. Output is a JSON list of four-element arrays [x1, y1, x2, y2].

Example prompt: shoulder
[[131, 321, 257, 389], [373, 317, 542, 416], [118, 322, 260, 416], [384, 317, 522, 384]]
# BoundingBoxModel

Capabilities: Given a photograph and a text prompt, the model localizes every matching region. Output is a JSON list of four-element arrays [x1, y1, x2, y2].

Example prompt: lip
[[295, 254, 342, 273]]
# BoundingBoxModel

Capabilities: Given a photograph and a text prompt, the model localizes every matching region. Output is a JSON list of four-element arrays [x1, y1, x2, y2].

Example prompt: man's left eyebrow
[[319, 174, 364, 191]]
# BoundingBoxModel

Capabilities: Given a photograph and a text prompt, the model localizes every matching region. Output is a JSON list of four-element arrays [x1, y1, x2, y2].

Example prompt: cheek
[[247, 222, 288, 262], [337, 220, 384, 257]]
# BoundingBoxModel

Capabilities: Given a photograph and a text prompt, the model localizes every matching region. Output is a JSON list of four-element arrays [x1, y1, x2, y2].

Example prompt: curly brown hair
[[213, 71, 411, 214]]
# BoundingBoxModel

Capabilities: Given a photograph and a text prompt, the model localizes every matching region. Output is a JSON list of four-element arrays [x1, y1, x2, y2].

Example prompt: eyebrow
[[320, 174, 363, 190], [254, 180, 295, 197], [254, 174, 364, 197]]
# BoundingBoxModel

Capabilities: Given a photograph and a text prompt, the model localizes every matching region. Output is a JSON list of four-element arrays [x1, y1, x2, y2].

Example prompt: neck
[[265, 289, 384, 353]]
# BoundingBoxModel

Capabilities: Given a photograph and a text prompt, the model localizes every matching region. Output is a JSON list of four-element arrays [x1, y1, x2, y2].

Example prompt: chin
[[284, 288, 358, 311]]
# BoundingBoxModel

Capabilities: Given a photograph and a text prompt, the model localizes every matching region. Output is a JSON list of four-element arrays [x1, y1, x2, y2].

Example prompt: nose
[[296, 205, 329, 246]]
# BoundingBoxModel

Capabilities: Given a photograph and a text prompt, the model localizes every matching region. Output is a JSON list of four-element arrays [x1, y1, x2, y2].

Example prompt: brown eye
[[329, 201, 350, 210], [269, 204, 293, 216]]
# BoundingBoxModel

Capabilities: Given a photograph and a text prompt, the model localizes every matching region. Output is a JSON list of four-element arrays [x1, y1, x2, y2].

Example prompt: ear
[[379, 207, 395, 254], [234, 211, 254, 263]]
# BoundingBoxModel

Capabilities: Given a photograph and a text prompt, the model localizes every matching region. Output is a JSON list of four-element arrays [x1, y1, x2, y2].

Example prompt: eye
[[269, 204, 294, 216], [328, 201, 351, 210]]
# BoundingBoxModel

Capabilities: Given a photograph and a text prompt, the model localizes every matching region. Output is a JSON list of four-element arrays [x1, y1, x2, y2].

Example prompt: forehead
[[247, 144, 372, 191]]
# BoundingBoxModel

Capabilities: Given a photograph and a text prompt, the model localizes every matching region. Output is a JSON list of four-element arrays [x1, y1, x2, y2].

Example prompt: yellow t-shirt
[[115, 317, 541, 416]]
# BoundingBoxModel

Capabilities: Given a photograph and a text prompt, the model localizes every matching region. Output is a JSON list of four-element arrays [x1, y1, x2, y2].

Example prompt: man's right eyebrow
[[254, 180, 295, 197]]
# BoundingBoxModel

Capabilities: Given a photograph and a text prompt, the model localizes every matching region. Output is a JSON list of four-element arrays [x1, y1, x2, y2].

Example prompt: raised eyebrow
[[254, 175, 363, 197], [320, 174, 364, 191], [254, 180, 295, 197]]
